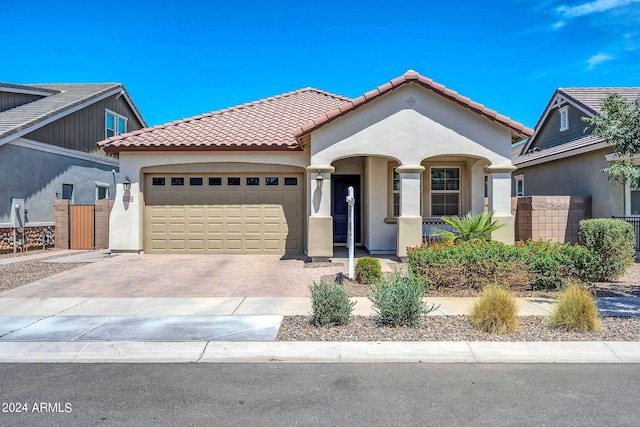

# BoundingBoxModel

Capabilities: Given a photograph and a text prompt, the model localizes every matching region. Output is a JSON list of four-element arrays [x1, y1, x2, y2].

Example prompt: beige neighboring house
[[98, 70, 531, 260], [512, 87, 640, 218]]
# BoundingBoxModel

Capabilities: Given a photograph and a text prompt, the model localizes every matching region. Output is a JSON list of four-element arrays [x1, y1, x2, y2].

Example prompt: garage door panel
[[226, 207, 242, 218], [264, 193, 281, 204], [145, 173, 303, 254], [226, 223, 242, 234], [244, 207, 262, 219]]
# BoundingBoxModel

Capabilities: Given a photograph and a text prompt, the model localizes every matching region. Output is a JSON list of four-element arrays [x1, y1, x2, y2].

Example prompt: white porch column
[[484, 164, 517, 243], [396, 165, 425, 257], [307, 164, 335, 261]]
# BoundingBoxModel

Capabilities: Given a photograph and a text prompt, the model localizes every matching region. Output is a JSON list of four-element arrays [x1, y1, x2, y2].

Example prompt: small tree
[[583, 94, 640, 187]]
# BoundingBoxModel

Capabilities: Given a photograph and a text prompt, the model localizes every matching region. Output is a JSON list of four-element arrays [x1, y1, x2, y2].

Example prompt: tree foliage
[[583, 94, 640, 187]]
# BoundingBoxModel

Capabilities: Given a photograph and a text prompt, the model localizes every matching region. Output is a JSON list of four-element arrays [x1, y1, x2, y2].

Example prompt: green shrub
[[368, 271, 439, 327], [432, 211, 505, 243], [469, 284, 519, 334], [309, 280, 355, 327], [407, 239, 600, 291], [355, 257, 383, 284], [549, 282, 601, 331], [579, 218, 635, 281]]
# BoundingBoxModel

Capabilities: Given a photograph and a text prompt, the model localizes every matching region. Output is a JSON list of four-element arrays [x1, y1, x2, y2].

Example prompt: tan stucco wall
[[514, 148, 622, 218], [310, 84, 512, 167]]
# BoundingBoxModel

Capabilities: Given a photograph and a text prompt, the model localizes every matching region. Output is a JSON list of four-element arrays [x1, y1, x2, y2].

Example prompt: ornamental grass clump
[[355, 257, 383, 284], [470, 284, 519, 334], [549, 282, 601, 332], [368, 271, 439, 327], [309, 280, 355, 327]]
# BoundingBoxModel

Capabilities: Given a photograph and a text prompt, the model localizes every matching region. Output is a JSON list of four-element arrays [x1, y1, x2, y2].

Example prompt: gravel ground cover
[[277, 315, 640, 342], [0, 251, 86, 293]]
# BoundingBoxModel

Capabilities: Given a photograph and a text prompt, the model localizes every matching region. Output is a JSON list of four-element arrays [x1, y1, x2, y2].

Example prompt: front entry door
[[332, 175, 361, 244]]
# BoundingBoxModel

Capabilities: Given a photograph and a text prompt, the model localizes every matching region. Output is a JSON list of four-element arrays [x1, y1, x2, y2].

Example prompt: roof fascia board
[[0, 86, 55, 97], [8, 137, 119, 167], [119, 90, 147, 127], [0, 87, 123, 148], [519, 91, 597, 155], [515, 141, 609, 169]]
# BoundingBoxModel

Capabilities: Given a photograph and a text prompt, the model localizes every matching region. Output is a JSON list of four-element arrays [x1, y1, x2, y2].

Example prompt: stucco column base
[[396, 215, 423, 258], [308, 215, 333, 261], [492, 214, 515, 244]]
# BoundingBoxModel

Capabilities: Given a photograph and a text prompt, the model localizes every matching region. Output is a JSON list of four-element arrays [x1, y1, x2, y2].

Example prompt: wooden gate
[[70, 205, 95, 249]]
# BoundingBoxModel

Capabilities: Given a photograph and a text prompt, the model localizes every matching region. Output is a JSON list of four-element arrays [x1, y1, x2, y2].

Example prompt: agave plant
[[432, 211, 505, 243]]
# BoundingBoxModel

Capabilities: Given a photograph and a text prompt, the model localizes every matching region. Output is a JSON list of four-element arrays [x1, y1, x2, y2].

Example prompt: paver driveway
[[0, 254, 346, 298]]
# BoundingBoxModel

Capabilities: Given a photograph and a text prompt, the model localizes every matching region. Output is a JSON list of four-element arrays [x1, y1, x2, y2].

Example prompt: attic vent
[[559, 105, 569, 132]]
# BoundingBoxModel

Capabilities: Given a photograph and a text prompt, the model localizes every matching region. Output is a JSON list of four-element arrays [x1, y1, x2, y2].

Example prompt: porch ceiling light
[[315, 173, 324, 189], [123, 176, 132, 192]]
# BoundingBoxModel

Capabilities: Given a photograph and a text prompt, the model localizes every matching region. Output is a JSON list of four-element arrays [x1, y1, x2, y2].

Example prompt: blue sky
[[3, 0, 640, 128]]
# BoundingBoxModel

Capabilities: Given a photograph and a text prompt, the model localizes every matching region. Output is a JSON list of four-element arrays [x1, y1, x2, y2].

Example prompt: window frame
[[105, 109, 128, 139], [429, 166, 461, 217], [95, 182, 110, 200], [514, 174, 525, 197], [559, 105, 569, 132]]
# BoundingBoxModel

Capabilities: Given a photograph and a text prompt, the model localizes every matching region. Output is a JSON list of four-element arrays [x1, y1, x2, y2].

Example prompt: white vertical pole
[[346, 186, 355, 281]]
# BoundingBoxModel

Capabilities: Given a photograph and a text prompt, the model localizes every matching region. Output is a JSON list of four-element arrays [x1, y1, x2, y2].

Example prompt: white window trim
[[105, 109, 128, 139], [514, 174, 525, 197], [429, 166, 461, 217], [559, 105, 569, 132], [624, 182, 640, 216], [391, 166, 401, 217], [95, 182, 110, 200]]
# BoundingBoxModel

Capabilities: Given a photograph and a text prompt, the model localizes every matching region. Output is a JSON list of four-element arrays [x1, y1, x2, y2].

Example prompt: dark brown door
[[332, 175, 361, 244], [70, 205, 95, 249]]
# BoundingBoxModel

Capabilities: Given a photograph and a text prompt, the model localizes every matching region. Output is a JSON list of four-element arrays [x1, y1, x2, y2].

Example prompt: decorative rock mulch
[[277, 315, 640, 342]]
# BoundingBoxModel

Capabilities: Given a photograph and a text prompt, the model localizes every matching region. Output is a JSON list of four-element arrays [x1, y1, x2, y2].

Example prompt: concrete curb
[[1, 341, 639, 364]]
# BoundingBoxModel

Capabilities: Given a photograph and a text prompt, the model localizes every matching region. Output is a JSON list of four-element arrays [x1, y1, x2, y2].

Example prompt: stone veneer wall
[[511, 196, 592, 243], [0, 225, 55, 253]]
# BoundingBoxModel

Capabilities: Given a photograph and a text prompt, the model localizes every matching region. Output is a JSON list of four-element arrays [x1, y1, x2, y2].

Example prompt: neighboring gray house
[[0, 83, 145, 225], [512, 87, 640, 218]]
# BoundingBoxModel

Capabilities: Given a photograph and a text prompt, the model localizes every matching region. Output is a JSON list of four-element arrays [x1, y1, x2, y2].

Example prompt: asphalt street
[[0, 363, 639, 426]]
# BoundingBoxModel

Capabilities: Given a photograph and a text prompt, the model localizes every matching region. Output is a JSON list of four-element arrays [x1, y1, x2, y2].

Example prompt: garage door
[[144, 173, 304, 254]]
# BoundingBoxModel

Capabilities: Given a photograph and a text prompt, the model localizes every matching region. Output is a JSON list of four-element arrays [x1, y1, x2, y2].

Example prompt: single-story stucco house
[[98, 70, 532, 260]]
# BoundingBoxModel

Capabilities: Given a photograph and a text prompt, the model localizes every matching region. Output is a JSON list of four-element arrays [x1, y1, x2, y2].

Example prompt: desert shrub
[[407, 239, 600, 291], [469, 284, 519, 334], [579, 218, 635, 281], [355, 257, 383, 284], [309, 280, 355, 327], [368, 271, 439, 327], [549, 282, 601, 331], [432, 211, 505, 243]]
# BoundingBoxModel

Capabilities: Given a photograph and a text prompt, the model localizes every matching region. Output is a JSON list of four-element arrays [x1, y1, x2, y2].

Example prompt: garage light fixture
[[315, 173, 324, 189], [123, 176, 132, 192]]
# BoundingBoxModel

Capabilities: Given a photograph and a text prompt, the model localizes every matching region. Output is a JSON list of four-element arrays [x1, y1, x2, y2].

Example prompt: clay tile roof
[[99, 88, 349, 153], [292, 70, 533, 142]]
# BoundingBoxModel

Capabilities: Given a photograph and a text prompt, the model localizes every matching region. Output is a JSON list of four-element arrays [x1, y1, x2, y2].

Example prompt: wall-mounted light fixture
[[315, 173, 324, 189], [55, 192, 61, 199], [123, 176, 132, 192]]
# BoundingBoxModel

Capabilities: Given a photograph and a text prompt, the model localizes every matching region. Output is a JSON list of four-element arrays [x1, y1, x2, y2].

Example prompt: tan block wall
[[52, 199, 113, 250], [54, 200, 70, 249], [512, 196, 591, 243], [0, 225, 55, 253], [95, 199, 114, 250]]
